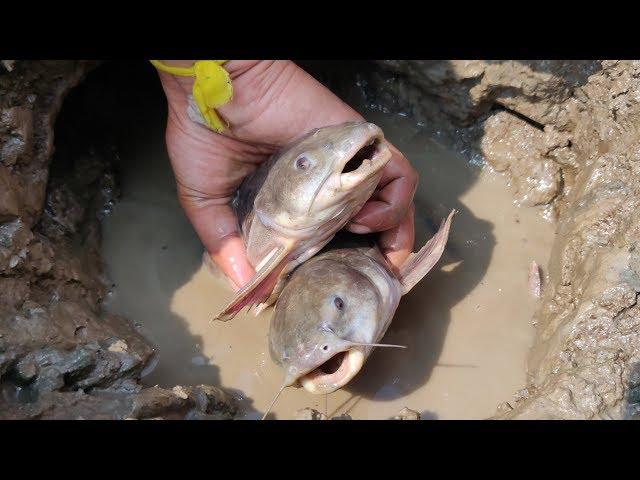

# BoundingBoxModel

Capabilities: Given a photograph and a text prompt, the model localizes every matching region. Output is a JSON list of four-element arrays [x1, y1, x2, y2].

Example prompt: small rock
[[295, 408, 327, 420], [172, 386, 189, 400], [15, 360, 38, 381], [9, 256, 20, 269], [191, 385, 236, 417], [108, 339, 128, 353], [393, 407, 421, 420], [1, 60, 15, 72]]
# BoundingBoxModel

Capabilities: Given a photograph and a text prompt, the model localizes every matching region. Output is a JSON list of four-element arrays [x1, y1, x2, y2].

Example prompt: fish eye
[[334, 297, 344, 310], [295, 156, 311, 170], [322, 345, 329, 351]]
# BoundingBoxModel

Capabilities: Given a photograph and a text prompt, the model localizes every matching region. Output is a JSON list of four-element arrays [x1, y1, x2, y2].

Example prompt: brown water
[[101, 109, 555, 419]]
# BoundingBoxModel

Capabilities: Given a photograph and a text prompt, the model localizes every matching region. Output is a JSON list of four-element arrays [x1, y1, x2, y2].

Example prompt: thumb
[[179, 194, 255, 291]]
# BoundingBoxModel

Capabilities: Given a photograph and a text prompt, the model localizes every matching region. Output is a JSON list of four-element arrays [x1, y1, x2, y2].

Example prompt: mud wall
[[0, 61, 235, 419], [358, 60, 640, 419]]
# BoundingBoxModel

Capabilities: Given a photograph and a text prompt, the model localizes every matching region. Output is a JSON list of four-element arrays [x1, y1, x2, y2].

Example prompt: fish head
[[269, 255, 382, 394], [214, 122, 391, 323], [255, 122, 391, 234]]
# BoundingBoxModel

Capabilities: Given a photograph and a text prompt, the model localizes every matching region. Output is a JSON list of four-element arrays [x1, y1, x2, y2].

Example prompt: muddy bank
[[1, 60, 639, 419], [500, 61, 640, 419], [344, 60, 640, 419], [0, 61, 236, 419]]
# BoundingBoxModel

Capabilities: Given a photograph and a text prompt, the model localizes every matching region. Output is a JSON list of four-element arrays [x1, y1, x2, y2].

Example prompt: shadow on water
[[51, 61, 254, 409]]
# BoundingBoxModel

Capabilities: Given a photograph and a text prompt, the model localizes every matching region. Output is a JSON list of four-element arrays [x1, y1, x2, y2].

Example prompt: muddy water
[[102, 109, 555, 419]]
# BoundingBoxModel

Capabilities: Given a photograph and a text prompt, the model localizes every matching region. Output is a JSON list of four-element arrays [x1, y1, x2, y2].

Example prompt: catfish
[[214, 122, 392, 321], [263, 210, 455, 418]]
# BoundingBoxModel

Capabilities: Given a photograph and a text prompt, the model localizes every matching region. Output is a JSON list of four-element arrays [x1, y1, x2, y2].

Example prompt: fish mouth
[[299, 349, 364, 394], [307, 124, 391, 217], [338, 133, 391, 190]]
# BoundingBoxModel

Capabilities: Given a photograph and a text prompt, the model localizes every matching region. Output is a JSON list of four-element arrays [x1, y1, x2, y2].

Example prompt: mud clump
[[480, 112, 562, 207], [0, 61, 235, 419], [295, 408, 327, 420], [294, 408, 352, 420], [392, 407, 421, 420], [0, 384, 235, 420]]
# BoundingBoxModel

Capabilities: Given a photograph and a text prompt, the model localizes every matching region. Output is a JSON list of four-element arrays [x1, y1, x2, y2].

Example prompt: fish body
[[214, 122, 392, 321], [269, 210, 455, 394]]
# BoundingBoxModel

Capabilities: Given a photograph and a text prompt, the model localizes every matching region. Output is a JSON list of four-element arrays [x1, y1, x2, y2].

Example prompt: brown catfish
[[214, 122, 392, 321], [263, 210, 455, 417]]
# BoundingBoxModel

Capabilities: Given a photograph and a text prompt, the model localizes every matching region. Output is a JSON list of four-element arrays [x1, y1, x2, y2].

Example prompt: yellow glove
[[150, 60, 233, 132]]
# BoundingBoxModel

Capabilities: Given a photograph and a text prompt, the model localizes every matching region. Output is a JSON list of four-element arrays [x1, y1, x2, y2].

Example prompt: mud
[[294, 408, 354, 420], [1, 384, 236, 420], [339, 60, 640, 419], [1, 60, 639, 419], [497, 61, 640, 419], [0, 61, 235, 419]]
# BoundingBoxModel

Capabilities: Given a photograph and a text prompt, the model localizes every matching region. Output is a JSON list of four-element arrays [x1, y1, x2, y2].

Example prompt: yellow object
[[150, 60, 233, 132]]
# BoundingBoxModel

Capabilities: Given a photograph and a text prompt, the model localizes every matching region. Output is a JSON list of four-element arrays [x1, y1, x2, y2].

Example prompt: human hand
[[155, 60, 418, 290]]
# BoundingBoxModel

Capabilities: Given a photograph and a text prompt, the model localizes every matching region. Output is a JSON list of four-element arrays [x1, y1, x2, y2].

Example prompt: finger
[[347, 144, 418, 234], [219, 61, 367, 144], [208, 236, 255, 292], [378, 203, 416, 271], [180, 195, 255, 291]]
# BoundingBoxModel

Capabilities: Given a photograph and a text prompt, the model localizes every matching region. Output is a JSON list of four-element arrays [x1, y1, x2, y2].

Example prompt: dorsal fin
[[399, 209, 455, 294]]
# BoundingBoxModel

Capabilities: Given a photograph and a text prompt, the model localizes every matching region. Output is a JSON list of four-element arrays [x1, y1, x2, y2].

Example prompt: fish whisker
[[345, 342, 408, 349], [261, 383, 287, 421]]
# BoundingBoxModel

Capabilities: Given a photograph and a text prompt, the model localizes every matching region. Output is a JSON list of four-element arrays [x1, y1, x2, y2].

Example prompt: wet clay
[[101, 103, 554, 419], [496, 62, 640, 419], [0, 62, 236, 419], [350, 60, 640, 419]]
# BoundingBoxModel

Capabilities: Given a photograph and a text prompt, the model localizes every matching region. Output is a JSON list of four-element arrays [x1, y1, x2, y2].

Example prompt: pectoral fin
[[213, 242, 294, 322], [399, 209, 455, 295]]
